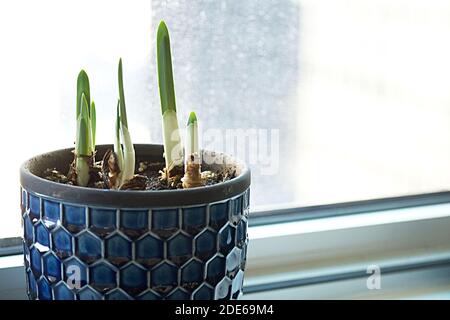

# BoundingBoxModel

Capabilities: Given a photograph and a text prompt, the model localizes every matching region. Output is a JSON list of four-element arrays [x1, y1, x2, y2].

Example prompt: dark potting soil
[[42, 160, 236, 190]]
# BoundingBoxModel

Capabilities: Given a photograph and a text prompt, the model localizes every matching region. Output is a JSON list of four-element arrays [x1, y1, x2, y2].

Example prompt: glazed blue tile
[[63, 204, 86, 233], [243, 189, 250, 210], [27, 270, 37, 300], [35, 222, 50, 250], [90, 262, 117, 292], [236, 219, 247, 248], [181, 260, 203, 291], [64, 257, 87, 288], [76, 232, 102, 264], [53, 283, 75, 300], [52, 227, 72, 258], [29, 194, 40, 221], [206, 255, 225, 286], [78, 286, 102, 300], [23, 214, 34, 246], [120, 264, 147, 295], [136, 235, 164, 268], [232, 270, 244, 297], [89, 208, 116, 237], [30, 246, 41, 276], [37, 277, 52, 300], [182, 206, 206, 235], [230, 196, 243, 224], [218, 224, 236, 255], [193, 284, 214, 300], [152, 209, 179, 239], [167, 233, 193, 266], [225, 248, 241, 277], [240, 243, 247, 270], [23, 242, 30, 269], [105, 289, 131, 300], [43, 200, 60, 227], [21, 189, 27, 212], [43, 252, 62, 282], [194, 229, 217, 261], [105, 234, 132, 266], [151, 263, 178, 295], [120, 210, 148, 239], [215, 277, 232, 300], [209, 202, 229, 230], [166, 288, 190, 300], [137, 290, 161, 300]]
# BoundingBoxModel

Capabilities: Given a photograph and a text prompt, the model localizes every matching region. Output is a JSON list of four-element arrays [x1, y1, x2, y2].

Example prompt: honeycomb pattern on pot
[[20, 187, 249, 300]]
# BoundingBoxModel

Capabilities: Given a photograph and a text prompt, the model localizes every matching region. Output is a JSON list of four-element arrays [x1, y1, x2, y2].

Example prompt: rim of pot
[[20, 144, 251, 208]]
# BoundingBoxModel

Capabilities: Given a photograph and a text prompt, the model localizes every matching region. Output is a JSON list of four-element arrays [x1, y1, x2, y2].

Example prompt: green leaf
[[187, 111, 197, 126], [90, 101, 96, 149], [186, 111, 199, 156], [76, 93, 92, 156], [76, 70, 90, 119], [157, 20, 177, 115], [114, 99, 124, 174], [115, 100, 121, 148], [76, 118, 89, 156], [118, 58, 128, 128]]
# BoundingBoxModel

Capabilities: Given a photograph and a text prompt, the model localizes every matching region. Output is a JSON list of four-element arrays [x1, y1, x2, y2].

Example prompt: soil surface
[[42, 158, 236, 190]]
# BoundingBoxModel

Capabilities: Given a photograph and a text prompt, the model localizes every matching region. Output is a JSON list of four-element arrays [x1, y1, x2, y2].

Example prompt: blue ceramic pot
[[20, 144, 250, 300]]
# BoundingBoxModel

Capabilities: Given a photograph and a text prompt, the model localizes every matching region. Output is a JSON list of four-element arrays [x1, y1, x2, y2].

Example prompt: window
[[1, 2, 449, 243], [1, 0, 450, 300]]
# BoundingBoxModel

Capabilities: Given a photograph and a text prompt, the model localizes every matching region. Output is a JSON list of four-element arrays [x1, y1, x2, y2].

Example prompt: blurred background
[[0, 0, 449, 238]]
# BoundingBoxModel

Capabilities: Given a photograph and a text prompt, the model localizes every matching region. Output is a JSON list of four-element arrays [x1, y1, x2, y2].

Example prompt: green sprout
[[74, 70, 96, 186], [182, 111, 203, 188], [157, 20, 183, 178], [90, 101, 96, 148], [111, 58, 136, 188], [186, 111, 199, 158]]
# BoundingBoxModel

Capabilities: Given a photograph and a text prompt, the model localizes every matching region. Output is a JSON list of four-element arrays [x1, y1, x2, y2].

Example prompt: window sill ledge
[[2, 195, 450, 299]]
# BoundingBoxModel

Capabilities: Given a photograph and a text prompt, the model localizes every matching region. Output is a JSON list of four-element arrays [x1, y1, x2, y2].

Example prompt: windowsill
[[2, 192, 450, 299]]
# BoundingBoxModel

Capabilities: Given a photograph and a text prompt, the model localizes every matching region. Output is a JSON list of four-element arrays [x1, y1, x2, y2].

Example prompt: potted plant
[[19, 21, 250, 300]]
